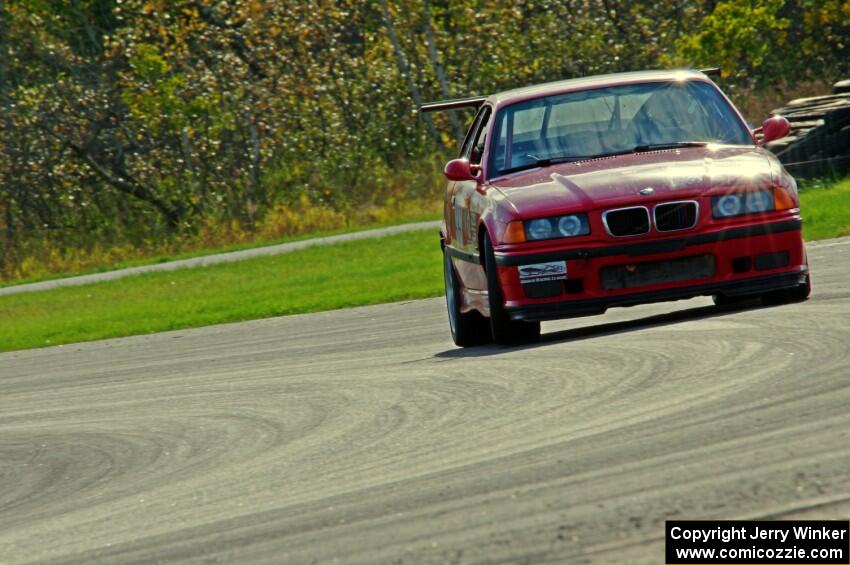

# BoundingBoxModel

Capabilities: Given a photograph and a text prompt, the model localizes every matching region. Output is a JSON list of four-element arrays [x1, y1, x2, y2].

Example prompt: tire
[[482, 232, 541, 345], [833, 79, 850, 94], [712, 293, 758, 309], [836, 126, 850, 153], [443, 247, 491, 347]]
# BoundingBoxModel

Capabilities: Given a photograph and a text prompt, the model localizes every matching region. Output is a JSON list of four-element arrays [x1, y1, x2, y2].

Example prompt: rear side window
[[459, 105, 489, 158], [467, 107, 492, 165]]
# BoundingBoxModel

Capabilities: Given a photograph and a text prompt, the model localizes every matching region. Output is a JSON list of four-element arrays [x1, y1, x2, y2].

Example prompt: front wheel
[[444, 247, 491, 347], [482, 232, 541, 345], [712, 293, 758, 308]]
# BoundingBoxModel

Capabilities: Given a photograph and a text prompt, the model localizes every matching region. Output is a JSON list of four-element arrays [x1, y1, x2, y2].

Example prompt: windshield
[[488, 80, 752, 177]]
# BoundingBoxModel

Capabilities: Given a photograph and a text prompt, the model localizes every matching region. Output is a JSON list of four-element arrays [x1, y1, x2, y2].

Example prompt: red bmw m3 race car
[[424, 69, 811, 347]]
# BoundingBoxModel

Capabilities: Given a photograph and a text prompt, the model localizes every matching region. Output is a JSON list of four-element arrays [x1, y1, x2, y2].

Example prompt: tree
[[1, 0, 847, 279]]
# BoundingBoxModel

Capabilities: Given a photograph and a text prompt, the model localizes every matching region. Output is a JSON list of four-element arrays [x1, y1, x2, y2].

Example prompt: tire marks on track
[[1, 238, 849, 563]]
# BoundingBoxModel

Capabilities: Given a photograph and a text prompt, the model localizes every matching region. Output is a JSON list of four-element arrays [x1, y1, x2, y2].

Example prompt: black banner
[[666, 520, 850, 564]]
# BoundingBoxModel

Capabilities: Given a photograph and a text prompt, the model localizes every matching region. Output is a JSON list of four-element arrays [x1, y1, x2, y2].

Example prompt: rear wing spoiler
[[419, 68, 720, 113], [419, 95, 487, 113]]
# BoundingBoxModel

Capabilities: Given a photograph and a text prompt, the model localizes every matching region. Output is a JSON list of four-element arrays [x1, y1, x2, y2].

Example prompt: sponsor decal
[[518, 261, 567, 283]]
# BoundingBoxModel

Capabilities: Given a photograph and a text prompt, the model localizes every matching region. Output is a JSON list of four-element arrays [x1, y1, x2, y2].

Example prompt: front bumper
[[506, 269, 808, 322], [497, 218, 808, 322]]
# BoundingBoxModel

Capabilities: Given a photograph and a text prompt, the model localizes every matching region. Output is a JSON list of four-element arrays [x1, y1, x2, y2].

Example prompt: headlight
[[713, 194, 742, 217], [525, 214, 589, 241], [744, 190, 774, 213], [527, 218, 553, 240], [558, 215, 584, 237], [712, 190, 775, 218]]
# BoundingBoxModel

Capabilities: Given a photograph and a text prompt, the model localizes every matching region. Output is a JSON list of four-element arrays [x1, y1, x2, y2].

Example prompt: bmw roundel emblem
[[639, 187, 655, 196]]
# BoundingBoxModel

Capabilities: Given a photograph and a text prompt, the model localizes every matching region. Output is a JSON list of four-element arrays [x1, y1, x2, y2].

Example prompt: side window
[[468, 107, 492, 165], [459, 106, 487, 158]]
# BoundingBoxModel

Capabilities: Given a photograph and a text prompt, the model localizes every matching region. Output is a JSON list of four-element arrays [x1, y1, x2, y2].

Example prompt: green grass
[[2, 176, 850, 354], [0, 212, 440, 289], [799, 176, 850, 241], [0, 230, 443, 353]]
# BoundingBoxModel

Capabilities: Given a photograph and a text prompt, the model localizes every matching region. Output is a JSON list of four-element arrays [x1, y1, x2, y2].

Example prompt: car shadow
[[434, 298, 769, 359]]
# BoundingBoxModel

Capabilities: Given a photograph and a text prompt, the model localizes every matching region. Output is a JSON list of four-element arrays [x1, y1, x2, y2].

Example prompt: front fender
[[477, 188, 521, 251]]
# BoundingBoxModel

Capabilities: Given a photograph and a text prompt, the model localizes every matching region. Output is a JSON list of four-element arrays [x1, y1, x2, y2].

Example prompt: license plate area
[[600, 254, 715, 290]]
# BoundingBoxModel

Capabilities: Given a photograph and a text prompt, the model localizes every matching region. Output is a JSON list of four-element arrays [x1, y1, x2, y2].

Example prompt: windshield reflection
[[489, 81, 752, 177]]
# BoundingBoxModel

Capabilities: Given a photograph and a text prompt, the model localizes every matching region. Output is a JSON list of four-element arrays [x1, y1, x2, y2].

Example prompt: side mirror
[[758, 115, 791, 144], [444, 158, 480, 181]]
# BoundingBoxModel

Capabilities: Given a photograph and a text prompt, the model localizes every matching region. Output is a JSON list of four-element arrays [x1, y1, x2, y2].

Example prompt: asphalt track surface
[[0, 221, 440, 297], [2, 236, 849, 564]]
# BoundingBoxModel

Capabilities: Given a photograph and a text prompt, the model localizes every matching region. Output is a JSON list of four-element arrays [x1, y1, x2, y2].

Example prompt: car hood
[[489, 146, 777, 218]]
